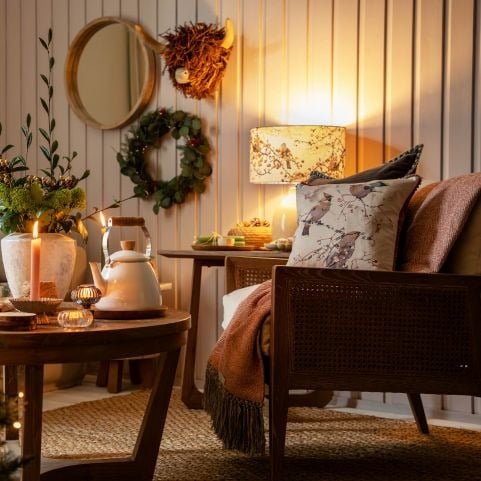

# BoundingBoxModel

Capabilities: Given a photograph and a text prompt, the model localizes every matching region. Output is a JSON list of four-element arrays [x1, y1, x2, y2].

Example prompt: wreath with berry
[[117, 108, 212, 213]]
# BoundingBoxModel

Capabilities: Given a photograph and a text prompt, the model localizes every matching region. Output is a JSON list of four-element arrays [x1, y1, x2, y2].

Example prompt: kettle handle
[[102, 217, 152, 266], [109, 216, 145, 227]]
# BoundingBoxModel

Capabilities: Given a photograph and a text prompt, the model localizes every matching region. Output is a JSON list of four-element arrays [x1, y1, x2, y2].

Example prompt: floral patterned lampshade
[[249, 125, 346, 184]]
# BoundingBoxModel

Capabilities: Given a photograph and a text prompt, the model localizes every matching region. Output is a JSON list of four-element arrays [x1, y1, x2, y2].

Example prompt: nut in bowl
[[264, 237, 293, 251]]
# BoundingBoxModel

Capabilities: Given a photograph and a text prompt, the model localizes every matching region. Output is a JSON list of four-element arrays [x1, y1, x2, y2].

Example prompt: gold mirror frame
[[65, 17, 156, 130]]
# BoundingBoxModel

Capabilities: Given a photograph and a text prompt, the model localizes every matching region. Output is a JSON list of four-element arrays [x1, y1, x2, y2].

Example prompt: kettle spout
[[89, 262, 107, 295]]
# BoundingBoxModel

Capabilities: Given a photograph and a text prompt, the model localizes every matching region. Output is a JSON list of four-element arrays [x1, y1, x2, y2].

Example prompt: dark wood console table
[[0, 309, 190, 481], [157, 249, 289, 409]]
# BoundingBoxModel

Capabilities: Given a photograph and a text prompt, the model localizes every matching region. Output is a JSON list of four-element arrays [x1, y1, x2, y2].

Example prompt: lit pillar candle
[[30, 221, 41, 300]]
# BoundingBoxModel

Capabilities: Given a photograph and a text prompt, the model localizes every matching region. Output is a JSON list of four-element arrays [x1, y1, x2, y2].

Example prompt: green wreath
[[117, 108, 212, 213]]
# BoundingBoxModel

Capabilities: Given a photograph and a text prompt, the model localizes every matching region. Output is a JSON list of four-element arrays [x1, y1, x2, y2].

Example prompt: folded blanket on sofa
[[204, 172, 481, 456]]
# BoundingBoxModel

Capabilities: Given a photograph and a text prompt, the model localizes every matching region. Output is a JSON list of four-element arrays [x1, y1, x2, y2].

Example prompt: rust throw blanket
[[205, 172, 481, 456], [204, 280, 271, 455]]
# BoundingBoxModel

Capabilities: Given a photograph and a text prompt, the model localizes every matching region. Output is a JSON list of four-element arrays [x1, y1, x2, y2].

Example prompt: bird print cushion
[[288, 176, 421, 270]]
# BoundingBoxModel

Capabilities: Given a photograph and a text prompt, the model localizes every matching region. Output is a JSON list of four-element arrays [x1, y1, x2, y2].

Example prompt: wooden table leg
[[39, 347, 182, 481], [180, 258, 223, 409], [22, 364, 44, 481], [181, 259, 204, 409]]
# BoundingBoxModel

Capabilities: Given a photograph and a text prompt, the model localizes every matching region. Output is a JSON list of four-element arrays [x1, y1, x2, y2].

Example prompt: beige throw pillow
[[288, 176, 421, 270]]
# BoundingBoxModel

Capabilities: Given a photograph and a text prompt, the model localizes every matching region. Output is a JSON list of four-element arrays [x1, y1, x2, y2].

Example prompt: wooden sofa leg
[[288, 389, 332, 408], [269, 394, 289, 480], [407, 393, 429, 434]]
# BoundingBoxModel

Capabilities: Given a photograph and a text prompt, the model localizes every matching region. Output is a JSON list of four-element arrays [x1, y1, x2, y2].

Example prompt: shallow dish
[[10, 297, 63, 314]]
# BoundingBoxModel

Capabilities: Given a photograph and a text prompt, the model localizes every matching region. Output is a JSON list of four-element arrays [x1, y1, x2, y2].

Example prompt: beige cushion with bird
[[288, 176, 421, 270]]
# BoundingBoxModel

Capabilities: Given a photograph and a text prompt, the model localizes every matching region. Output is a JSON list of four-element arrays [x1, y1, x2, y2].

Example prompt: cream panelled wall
[[1, 0, 481, 421]]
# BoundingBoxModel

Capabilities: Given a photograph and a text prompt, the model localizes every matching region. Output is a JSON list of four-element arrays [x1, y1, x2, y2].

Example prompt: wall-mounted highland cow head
[[138, 19, 234, 100]]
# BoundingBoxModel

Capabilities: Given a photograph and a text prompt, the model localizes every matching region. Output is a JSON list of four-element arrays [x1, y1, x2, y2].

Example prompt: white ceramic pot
[[1, 233, 77, 300]]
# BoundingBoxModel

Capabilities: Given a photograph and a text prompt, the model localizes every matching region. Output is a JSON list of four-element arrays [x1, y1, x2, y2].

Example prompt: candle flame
[[33, 220, 39, 238], [99, 212, 106, 228]]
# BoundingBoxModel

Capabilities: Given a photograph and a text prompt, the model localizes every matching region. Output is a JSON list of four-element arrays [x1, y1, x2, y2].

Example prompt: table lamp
[[249, 125, 346, 241]]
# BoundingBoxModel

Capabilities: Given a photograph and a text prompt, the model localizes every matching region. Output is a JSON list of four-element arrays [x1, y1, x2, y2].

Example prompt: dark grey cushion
[[308, 144, 423, 185]]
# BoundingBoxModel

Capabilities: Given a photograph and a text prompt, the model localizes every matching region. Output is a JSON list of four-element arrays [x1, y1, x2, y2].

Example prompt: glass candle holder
[[57, 309, 94, 330]]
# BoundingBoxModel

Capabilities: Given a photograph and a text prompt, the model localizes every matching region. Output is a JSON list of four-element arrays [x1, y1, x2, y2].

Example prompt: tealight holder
[[57, 309, 94, 330], [70, 284, 102, 309], [57, 284, 102, 330]]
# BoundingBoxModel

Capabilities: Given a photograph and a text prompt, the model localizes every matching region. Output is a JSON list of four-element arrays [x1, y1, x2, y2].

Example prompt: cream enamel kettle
[[89, 217, 162, 311]]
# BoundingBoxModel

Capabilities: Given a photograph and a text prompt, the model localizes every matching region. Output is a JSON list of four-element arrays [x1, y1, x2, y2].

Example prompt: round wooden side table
[[0, 309, 190, 481]]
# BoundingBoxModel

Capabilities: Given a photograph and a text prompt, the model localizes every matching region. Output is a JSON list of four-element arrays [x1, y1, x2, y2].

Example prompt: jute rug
[[42, 389, 481, 481]]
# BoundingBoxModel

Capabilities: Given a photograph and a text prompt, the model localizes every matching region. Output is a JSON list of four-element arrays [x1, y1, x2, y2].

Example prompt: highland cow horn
[[220, 18, 234, 49], [134, 24, 167, 54]]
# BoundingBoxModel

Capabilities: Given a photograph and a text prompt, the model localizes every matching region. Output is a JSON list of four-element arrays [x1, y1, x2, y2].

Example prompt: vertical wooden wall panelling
[[36, 0, 52, 177], [5, 0, 21, 158], [0, 0, 5, 133], [262, 0, 287, 225], [101, 0, 122, 252], [66, 0, 90, 262], [413, 0, 444, 184], [138, 0, 160, 280], [384, 0, 414, 162], [332, 0, 359, 176], [119, 0, 141, 231], [474, 0, 481, 175], [357, 0, 385, 176], [307, 0, 334, 125], [20, 0, 37, 174], [51, 0, 70, 177], [154, 0, 178, 309], [442, 0, 475, 181]]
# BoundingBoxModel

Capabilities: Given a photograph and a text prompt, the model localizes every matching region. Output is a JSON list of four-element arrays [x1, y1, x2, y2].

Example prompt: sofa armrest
[[225, 256, 288, 293], [271, 266, 481, 395]]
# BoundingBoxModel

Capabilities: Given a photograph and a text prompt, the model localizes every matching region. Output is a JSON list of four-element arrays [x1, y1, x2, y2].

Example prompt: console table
[[0, 309, 190, 481], [157, 249, 289, 409]]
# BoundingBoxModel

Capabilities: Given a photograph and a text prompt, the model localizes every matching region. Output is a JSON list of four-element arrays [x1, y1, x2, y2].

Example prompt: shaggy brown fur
[[161, 22, 232, 100]]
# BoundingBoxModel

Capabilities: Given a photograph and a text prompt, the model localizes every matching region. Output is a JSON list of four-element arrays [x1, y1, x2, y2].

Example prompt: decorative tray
[[93, 306, 168, 320], [192, 245, 255, 251]]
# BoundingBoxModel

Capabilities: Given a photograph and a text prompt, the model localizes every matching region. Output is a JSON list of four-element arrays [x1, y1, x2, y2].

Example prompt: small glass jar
[[57, 309, 94, 330]]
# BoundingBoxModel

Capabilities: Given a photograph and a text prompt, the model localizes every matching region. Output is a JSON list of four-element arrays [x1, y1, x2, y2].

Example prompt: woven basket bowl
[[227, 226, 272, 248]]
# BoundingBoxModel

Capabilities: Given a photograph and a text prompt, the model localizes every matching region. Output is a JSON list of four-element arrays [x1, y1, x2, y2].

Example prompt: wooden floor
[[42, 373, 139, 411]]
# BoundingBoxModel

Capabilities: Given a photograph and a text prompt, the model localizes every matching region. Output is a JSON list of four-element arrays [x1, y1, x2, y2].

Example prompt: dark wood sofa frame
[[225, 256, 481, 480]]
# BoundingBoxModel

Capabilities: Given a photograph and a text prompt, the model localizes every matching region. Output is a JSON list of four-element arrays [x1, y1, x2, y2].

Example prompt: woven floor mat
[[42, 389, 481, 480]]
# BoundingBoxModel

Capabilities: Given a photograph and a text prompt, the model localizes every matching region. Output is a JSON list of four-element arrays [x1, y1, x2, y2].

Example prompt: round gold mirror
[[65, 17, 156, 130]]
